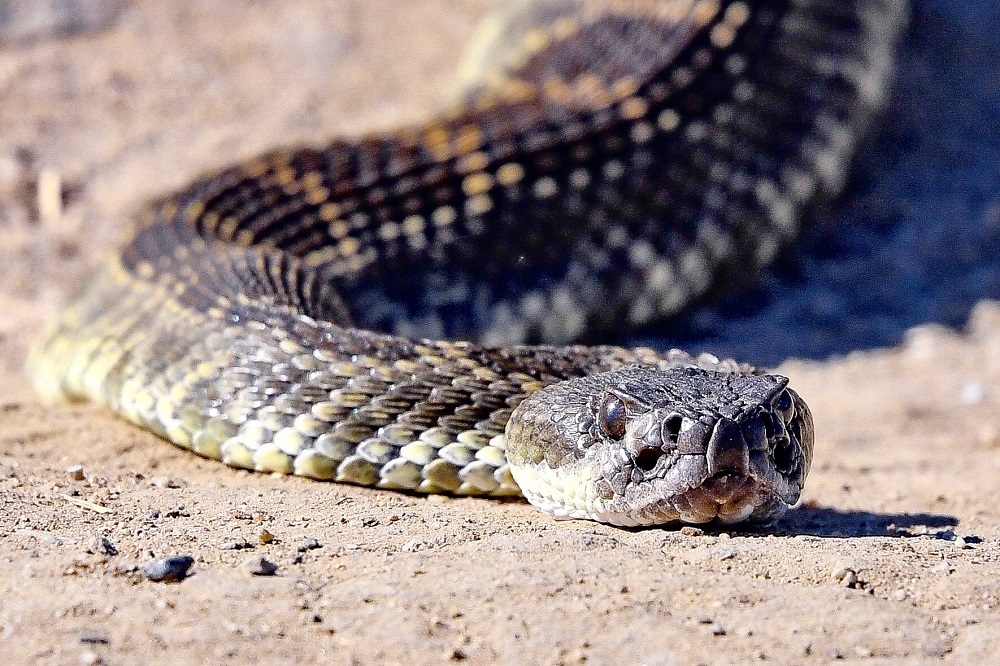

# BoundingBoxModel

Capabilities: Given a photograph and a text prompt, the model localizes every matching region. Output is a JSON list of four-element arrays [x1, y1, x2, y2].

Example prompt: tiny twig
[[61, 494, 111, 514]]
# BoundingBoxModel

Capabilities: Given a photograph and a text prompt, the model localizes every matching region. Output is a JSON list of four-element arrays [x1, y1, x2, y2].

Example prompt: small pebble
[[403, 539, 433, 552], [930, 561, 954, 575], [831, 566, 858, 588], [219, 540, 254, 551], [66, 465, 85, 481], [711, 624, 726, 636], [697, 614, 714, 624], [79, 650, 104, 666], [143, 555, 194, 582], [679, 526, 704, 537], [259, 529, 275, 544], [150, 475, 182, 489], [960, 383, 987, 405], [903, 324, 952, 360], [247, 557, 278, 576], [90, 536, 117, 557], [297, 538, 322, 553]]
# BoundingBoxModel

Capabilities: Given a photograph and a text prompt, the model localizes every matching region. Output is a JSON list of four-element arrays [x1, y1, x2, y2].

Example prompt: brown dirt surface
[[1, 2, 998, 664]]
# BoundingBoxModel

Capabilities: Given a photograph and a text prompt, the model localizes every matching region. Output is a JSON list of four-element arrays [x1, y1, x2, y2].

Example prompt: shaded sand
[[1, 2, 998, 663]]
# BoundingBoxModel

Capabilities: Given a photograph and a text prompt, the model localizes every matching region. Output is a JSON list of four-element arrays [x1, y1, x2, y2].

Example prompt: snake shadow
[[622, 507, 963, 539], [762, 505, 961, 539]]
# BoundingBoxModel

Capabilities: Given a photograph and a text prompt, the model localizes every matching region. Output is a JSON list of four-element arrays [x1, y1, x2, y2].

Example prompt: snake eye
[[598, 393, 627, 440]]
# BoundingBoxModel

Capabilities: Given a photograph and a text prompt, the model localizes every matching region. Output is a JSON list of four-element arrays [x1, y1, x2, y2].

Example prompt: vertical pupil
[[600, 395, 626, 440]]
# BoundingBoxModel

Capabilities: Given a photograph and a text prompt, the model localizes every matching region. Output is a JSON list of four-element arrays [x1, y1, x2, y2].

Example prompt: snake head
[[505, 365, 813, 527]]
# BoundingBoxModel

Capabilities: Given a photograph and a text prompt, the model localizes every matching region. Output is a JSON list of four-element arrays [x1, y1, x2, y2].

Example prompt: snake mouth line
[[672, 473, 780, 524]]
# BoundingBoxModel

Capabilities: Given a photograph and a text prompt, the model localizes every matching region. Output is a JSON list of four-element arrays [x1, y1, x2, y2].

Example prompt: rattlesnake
[[29, 0, 906, 526]]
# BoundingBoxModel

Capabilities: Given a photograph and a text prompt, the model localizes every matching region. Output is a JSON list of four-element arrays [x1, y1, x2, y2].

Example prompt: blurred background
[[0, 0, 997, 367]]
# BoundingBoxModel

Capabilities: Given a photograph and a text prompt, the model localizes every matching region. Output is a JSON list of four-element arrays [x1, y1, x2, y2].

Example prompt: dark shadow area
[[628, 507, 962, 539], [637, 0, 1000, 365], [770, 506, 960, 539]]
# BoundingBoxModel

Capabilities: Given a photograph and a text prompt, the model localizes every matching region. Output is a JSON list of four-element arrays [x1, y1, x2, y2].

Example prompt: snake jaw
[[506, 366, 814, 527]]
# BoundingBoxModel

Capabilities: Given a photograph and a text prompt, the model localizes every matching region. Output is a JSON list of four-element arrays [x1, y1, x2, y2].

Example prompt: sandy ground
[[1, 2, 999, 664]]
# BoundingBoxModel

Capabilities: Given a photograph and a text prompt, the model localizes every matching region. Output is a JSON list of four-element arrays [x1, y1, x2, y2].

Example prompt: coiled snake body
[[29, 0, 906, 526]]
